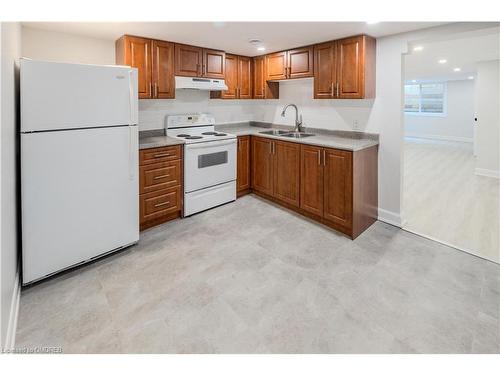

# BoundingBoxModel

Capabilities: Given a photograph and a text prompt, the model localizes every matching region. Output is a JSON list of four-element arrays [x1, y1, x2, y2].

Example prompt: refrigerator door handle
[[128, 125, 137, 181], [128, 69, 134, 126]]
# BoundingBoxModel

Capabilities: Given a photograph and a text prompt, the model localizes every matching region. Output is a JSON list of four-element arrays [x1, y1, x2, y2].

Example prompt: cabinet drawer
[[140, 145, 181, 165], [140, 160, 181, 194], [140, 186, 181, 222]]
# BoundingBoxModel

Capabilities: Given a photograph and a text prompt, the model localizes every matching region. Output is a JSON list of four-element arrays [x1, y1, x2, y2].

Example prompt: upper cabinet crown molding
[[265, 46, 314, 81]]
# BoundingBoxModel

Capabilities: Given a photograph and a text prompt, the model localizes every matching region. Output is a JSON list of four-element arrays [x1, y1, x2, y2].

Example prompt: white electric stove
[[166, 114, 237, 216]]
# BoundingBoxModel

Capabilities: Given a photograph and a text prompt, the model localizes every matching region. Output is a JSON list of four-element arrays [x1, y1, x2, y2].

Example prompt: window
[[404, 82, 446, 116]]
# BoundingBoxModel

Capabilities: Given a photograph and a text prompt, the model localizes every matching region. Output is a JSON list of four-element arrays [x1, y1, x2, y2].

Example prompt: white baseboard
[[405, 134, 473, 143], [475, 168, 500, 179], [4, 270, 20, 351], [378, 208, 402, 227]]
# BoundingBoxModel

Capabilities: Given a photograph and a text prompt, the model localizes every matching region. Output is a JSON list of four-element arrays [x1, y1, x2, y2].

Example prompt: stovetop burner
[[176, 134, 191, 138], [185, 136, 203, 140], [201, 131, 219, 135], [214, 133, 227, 136]]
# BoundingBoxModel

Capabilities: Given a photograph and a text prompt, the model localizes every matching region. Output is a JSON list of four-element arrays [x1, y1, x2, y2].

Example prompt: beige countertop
[[139, 131, 184, 150], [215, 122, 379, 152], [139, 122, 379, 152]]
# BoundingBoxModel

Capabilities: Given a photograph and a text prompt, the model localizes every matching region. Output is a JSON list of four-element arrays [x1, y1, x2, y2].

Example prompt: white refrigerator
[[21, 59, 139, 284]]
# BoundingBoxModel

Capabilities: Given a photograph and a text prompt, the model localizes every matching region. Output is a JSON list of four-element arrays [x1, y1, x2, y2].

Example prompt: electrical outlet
[[353, 120, 360, 130]]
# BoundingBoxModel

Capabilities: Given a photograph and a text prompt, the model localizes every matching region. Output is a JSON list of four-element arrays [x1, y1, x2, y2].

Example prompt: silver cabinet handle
[[269, 141, 272, 154], [336, 82, 340, 97], [317, 150, 321, 165], [323, 150, 326, 166], [154, 201, 170, 208], [154, 83, 158, 98], [331, 82, 334, 97], [153, 153, 172, 158], [153, 174, 170, 180]]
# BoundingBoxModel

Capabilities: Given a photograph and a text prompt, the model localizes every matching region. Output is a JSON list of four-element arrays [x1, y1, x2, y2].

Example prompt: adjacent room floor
[[403, 137, 500, 263], [16, 195, 500, 353]]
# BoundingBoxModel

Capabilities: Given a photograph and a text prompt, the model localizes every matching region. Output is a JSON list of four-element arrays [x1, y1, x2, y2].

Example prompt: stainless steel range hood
[[175, 76, 228, 91]]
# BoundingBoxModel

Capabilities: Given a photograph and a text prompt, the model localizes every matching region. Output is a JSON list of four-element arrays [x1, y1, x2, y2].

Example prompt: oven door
[[184, 139, 237, 193]]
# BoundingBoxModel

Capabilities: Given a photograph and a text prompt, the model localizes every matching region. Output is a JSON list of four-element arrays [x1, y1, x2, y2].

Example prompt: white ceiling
[[404, 28, 500, 82], [22, 22, 446, 56]]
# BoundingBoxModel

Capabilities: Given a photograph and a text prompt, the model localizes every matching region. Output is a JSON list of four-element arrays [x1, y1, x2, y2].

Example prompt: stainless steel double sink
[[258, 130, 315, 138]]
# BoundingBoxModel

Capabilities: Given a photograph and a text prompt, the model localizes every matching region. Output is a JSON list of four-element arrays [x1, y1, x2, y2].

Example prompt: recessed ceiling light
[[411, 79, 417, 83], [468, 76, 474, 80], [257, 47, 266, 51], [453, 67, 461, 72], [366, 21, 379, 25], [438, 59, 447, 64], [413, 46, 424, 51]]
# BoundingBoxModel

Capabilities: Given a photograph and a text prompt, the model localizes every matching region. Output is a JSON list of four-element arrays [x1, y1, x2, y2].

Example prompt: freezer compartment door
[[21, 59, 138, 132], [21, 126, 139, 284]]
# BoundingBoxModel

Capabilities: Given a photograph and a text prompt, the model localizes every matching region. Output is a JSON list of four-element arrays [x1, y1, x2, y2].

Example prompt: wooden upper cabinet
[[220, 54, 238, 99], [323, 149, 353, 228], [287, 46, 314, 79], [336, 35, 375, 99], [313, 35, 376, 99], [212, 54, 252, 99], [313, 42, 336, 99], [265, 47, 313, 81], [273, 140, 300, 207], [253, 56, 279, 99], [152, 40, 175, 99], [175, 44, 202, 77], [203, 49, 225, 79], [238, 56, 252, 99], [116, 36, 152, 99], [265, 51, 288, 80]]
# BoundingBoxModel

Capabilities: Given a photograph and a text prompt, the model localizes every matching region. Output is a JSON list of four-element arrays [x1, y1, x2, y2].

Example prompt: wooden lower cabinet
[[251, 136, 274, 196], [139, 145, 183, 230], [323, 148, 353, 228], [247, 136, 377, 239], [237, 136, 251, 196], [273, 140, 300, 207], [300, 145, 324, 216]]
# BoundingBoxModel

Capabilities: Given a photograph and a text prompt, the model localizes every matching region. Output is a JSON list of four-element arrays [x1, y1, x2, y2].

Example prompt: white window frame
[[404, 82, 448, 117]]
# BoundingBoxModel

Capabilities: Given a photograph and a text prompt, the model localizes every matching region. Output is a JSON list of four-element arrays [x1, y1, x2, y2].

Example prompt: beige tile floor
[[403, 138, 500, 263], [16, 195, 500, 353]]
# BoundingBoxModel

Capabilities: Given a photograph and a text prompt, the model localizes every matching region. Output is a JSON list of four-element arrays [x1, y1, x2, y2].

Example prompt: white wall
[[404, 79, 475, 142], [475, 60, 500, 178], [0, 22, 21, 350], [21, 26, 115, 65]]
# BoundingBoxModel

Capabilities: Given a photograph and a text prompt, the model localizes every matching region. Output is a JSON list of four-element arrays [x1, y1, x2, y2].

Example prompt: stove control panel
[[166, 113, 216, 129]]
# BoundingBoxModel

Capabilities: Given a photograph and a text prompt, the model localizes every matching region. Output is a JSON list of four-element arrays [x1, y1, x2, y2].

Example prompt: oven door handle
[[185, 139, 236, 149]]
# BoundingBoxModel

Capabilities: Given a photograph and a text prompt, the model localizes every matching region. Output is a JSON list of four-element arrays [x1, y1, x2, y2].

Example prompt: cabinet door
[[323, 149, 353, 228], [273, 140, 300, 207], [118, 36, 152, 99], [175, 44, 202, 77], [300, 145, 324, 216], [265, 51, 287, 80], [238, 56, 253, 99], [251, 137, 274, 196], [314, 41, 336, 99], [152, 40, 175, 99], [237, 136, 251, 193], [203, 48, 225, 79], [221, 54, 238, 99], [336, 36, 364, 99], [287, 46, 314, 79], [253, 56, 279, 99], [253, 56, 265, 99]]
